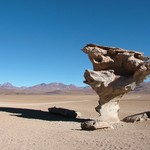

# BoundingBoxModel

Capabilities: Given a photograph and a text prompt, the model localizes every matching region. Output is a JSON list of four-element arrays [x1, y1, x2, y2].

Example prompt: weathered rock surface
[[82, 44, 150, 127], [123, 111, 150, 122], [48, 107, 81, 118]]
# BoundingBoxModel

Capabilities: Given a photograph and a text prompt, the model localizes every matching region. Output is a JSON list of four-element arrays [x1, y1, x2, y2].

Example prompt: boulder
[[81, 120, 113, 130], [123, 111, 150, 122], [48, 107, 81, 118]]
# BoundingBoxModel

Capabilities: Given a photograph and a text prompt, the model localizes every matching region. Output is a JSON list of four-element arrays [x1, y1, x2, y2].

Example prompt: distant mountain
[[0, 81, 149, 95], [131, 82, 150, 94], [0, 82, 16, 89], [0, 82, 94, 95]]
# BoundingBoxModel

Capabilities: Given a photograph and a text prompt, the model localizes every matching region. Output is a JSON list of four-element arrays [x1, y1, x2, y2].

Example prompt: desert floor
[[0, 94, 150, 150]]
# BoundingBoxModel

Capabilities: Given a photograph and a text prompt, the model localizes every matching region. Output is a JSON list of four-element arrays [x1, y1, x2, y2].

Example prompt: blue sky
[[0, 0, 150, 87]]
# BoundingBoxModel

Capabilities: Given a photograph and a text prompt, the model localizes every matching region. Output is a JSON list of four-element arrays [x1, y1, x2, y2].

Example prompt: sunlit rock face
[[82, 44, 150, 123]]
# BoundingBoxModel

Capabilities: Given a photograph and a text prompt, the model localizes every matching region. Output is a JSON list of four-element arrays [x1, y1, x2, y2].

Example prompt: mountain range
[[0, 82, 94, 95], [130, 82, 150, 94], [0, 82, 149, 95]]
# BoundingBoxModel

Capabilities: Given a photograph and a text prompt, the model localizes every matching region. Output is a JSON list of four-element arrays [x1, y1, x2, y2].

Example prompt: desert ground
[[0, 94, 150, 150]]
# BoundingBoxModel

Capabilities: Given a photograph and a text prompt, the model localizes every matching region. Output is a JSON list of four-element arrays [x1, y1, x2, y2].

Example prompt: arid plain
[[0, 94, 150, 150]]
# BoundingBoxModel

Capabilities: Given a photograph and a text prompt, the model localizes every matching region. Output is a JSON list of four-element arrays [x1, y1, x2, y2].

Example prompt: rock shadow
[[0, 107, 91, 123]]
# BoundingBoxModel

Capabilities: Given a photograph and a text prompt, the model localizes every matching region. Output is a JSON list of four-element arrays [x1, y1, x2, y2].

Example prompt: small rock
[[81, 120, 113, 130]]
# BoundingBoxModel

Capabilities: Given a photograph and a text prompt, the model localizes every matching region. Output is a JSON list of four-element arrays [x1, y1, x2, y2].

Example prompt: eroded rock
[[81, 120, 113, 130], [123, 111, 150, 122], [48, 107, 81, 118], [82, 44, 150, 127]]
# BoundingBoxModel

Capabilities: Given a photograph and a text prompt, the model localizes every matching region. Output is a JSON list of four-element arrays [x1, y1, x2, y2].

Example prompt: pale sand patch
[[0, 94, 150, 150], [0, 99, 90, 106]]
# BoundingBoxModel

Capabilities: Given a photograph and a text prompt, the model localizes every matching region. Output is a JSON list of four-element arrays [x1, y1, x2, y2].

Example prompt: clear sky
[[0, 0, 150, 87]]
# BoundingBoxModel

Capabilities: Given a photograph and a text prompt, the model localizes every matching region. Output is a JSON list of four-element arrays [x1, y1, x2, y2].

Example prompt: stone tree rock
[[82, 44, 150, 127]]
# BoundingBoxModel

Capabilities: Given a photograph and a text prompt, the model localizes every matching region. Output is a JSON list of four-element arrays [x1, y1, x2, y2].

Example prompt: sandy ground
[[0, 94, 150, 150]]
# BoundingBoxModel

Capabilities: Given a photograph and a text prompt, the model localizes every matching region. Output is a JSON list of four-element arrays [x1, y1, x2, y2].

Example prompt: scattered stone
[[82, 44, 150, 124], [123, 111, 150, 122], [81, 120, 113, 130], [48, 107, 81, 118]]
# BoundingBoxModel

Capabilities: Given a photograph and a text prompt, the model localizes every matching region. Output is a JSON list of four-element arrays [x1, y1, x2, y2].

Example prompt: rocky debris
[[48, 107, 81, 118], [123, 111, 150, 122], [82, 44, 150, 126], [81, 120, 113, 130]]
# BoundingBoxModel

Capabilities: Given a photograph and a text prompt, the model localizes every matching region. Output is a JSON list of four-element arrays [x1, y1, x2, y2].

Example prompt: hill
[[0, 81, 149, 95], [131, 82, 150, 94], [0, 82, 94, 95]]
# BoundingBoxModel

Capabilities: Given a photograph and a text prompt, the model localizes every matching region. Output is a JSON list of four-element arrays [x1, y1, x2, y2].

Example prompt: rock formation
[[82, 44, 150, 129], [81, 120, 113, 130], [48, 107, 81, 118], [123, 111, 150, 122]]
